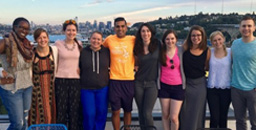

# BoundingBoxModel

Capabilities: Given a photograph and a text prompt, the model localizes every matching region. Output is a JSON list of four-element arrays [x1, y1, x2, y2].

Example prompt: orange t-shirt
[[103, 35, 135, 80]]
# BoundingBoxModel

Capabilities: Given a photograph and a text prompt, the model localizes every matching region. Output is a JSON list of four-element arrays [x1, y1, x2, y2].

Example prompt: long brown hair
[[134, 23, 158, 56], [183, 25, 207, 51], [160, 29, 178, 66]]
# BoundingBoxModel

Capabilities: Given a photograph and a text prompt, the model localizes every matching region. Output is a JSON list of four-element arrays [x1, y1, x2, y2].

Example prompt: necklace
[[64, 42, 76, 51]]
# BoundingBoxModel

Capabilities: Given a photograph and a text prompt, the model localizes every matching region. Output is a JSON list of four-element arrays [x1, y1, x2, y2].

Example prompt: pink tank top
[[160, 48, 182, 85]]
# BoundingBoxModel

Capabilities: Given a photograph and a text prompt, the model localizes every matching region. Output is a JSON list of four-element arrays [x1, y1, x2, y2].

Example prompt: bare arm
[[205, 48, 211, 71]]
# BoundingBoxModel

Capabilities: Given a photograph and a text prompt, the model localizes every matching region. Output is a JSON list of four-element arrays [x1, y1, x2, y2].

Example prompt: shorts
[[109, 80, 135, 112], [158, 82, 185, 100]]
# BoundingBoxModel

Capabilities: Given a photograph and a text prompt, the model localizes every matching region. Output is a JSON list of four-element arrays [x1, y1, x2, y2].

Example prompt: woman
[[133, 23, 160, 130], [28, 28, 58, 125], [0, 17, 34, 130], [207, 31, 231, 128], [180, 25, 210, 130], [54, 19, 82, 130], [159, 30, 186, 130], [79, 31, 110, 130]]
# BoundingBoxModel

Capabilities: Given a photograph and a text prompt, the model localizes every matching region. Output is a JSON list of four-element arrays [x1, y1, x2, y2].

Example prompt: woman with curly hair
[[134, 23, 160, 130]]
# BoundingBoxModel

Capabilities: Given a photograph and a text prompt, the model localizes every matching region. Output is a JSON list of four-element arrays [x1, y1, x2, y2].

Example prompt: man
[[231, 16, 256, 130], [103, 17, 135, 130]]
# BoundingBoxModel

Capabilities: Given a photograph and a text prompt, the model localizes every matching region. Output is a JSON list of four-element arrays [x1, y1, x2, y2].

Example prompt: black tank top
[[183, 48, 208, 79]]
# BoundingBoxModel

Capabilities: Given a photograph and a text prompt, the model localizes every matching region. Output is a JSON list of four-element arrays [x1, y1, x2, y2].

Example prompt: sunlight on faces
[[211, 34, 225, 49], [14, 21, 30, 39], [90, 33, 102, 50], [239, 19, 256, 38], [191, 30, 202, 45], [65, 24, 77, 40], [36, 32, 49, 49], [141, 26, 151, 44], [114, 21, 127, 38], [165, 33, 177, 48]]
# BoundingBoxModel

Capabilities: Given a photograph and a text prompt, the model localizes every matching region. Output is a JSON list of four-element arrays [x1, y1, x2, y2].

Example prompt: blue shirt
[[231, 38, 256, 91]]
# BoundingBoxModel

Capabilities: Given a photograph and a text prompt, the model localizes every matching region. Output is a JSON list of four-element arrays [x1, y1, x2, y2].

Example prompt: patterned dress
[[28, 47, 56, 125]]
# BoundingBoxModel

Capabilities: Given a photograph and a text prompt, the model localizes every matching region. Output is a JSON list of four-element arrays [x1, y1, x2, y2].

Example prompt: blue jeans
[[0, 86, 32, 130], [81, 86, 108, 130]]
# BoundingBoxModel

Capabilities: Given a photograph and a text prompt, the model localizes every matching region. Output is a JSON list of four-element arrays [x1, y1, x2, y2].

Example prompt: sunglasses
[[64, 20, 76, 25], [170, 59, 174, 69]]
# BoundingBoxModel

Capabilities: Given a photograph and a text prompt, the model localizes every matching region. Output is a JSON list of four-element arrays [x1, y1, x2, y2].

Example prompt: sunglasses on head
[[170, 59, 174, 69], [64, 20, 76, 25]]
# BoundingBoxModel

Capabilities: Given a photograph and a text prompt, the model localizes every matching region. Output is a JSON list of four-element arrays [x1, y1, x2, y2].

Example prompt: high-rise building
[[93, 20, 97, 29], [74, 16, 78, 23], [99, 22, 105, 31], [30, 21, 35, 28], [106, 21, 112, 30]]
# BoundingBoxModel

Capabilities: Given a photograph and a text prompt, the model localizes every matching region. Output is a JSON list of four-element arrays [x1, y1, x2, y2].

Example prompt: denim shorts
[[158, 82, 185, 100], [108, 80, 134, 112]]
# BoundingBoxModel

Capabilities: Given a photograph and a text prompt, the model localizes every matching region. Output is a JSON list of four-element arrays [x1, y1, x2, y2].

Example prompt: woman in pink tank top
[[159, 30, 186, 130]]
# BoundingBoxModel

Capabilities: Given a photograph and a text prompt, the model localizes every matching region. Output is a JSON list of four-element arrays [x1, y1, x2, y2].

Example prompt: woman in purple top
[[159, 30, 186, 130]]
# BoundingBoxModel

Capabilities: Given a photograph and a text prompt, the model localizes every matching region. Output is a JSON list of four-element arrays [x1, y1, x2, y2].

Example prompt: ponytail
[[74, 38, 82, 51]]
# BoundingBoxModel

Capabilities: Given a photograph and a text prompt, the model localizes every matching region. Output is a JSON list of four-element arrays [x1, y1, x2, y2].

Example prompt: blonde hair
[[210, 31, 227, 56]]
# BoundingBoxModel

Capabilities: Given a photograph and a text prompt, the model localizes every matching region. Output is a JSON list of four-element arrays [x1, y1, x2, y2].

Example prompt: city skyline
[[0, 0, 255, 25]]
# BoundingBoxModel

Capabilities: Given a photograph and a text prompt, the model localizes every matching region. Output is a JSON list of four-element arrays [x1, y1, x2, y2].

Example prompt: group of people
[[0, 15, 255, 130]]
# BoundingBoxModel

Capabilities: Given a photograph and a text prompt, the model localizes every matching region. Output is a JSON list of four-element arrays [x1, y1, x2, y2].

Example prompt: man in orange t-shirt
[[103, 17, 135, 130]]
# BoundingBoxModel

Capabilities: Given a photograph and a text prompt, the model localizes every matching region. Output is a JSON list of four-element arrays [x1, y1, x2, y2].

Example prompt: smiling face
[[190, 30, 202, 46], [165, 33, 177, 49], [64, 24, 77, 40], [14, 21, 30, 39], [140, 26, 152, 44], [240, 19, 256, 38], [36, 32, 49, 49], [90, 32, 102, 50], [211, 34, 225, 49], [114, 21, 127, 38]]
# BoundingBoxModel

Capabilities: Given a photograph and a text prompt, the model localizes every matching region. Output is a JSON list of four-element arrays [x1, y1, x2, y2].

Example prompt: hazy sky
[[0, 0, 255, 25]]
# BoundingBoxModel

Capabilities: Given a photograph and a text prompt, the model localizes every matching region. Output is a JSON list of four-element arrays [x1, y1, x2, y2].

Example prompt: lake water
[[0, 35, 77, 43], [27, 35, 66, 43]]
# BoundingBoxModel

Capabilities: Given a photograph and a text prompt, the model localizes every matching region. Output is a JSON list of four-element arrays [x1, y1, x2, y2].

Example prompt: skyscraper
[[74, 16, 78, 23], [106, 21, 112, 30]]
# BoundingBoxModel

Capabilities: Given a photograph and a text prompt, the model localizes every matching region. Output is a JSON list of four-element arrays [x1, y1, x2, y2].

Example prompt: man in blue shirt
[[231, 16, 256, 130]]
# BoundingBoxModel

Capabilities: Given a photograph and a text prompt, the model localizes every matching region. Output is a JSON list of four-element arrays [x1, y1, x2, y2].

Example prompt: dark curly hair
[[134, 23, 158, 56]]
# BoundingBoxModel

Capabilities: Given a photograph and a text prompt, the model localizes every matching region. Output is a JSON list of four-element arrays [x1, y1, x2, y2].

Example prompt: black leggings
[[207, 88, 231, 128], [55, 78, 82, 130]]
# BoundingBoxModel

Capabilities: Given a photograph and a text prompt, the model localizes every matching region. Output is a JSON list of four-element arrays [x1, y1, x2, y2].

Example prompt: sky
[[0, 0, 255, 25]]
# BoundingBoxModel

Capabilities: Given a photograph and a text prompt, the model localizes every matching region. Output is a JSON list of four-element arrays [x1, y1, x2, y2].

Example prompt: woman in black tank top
[[180, 25, 211, 130]]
